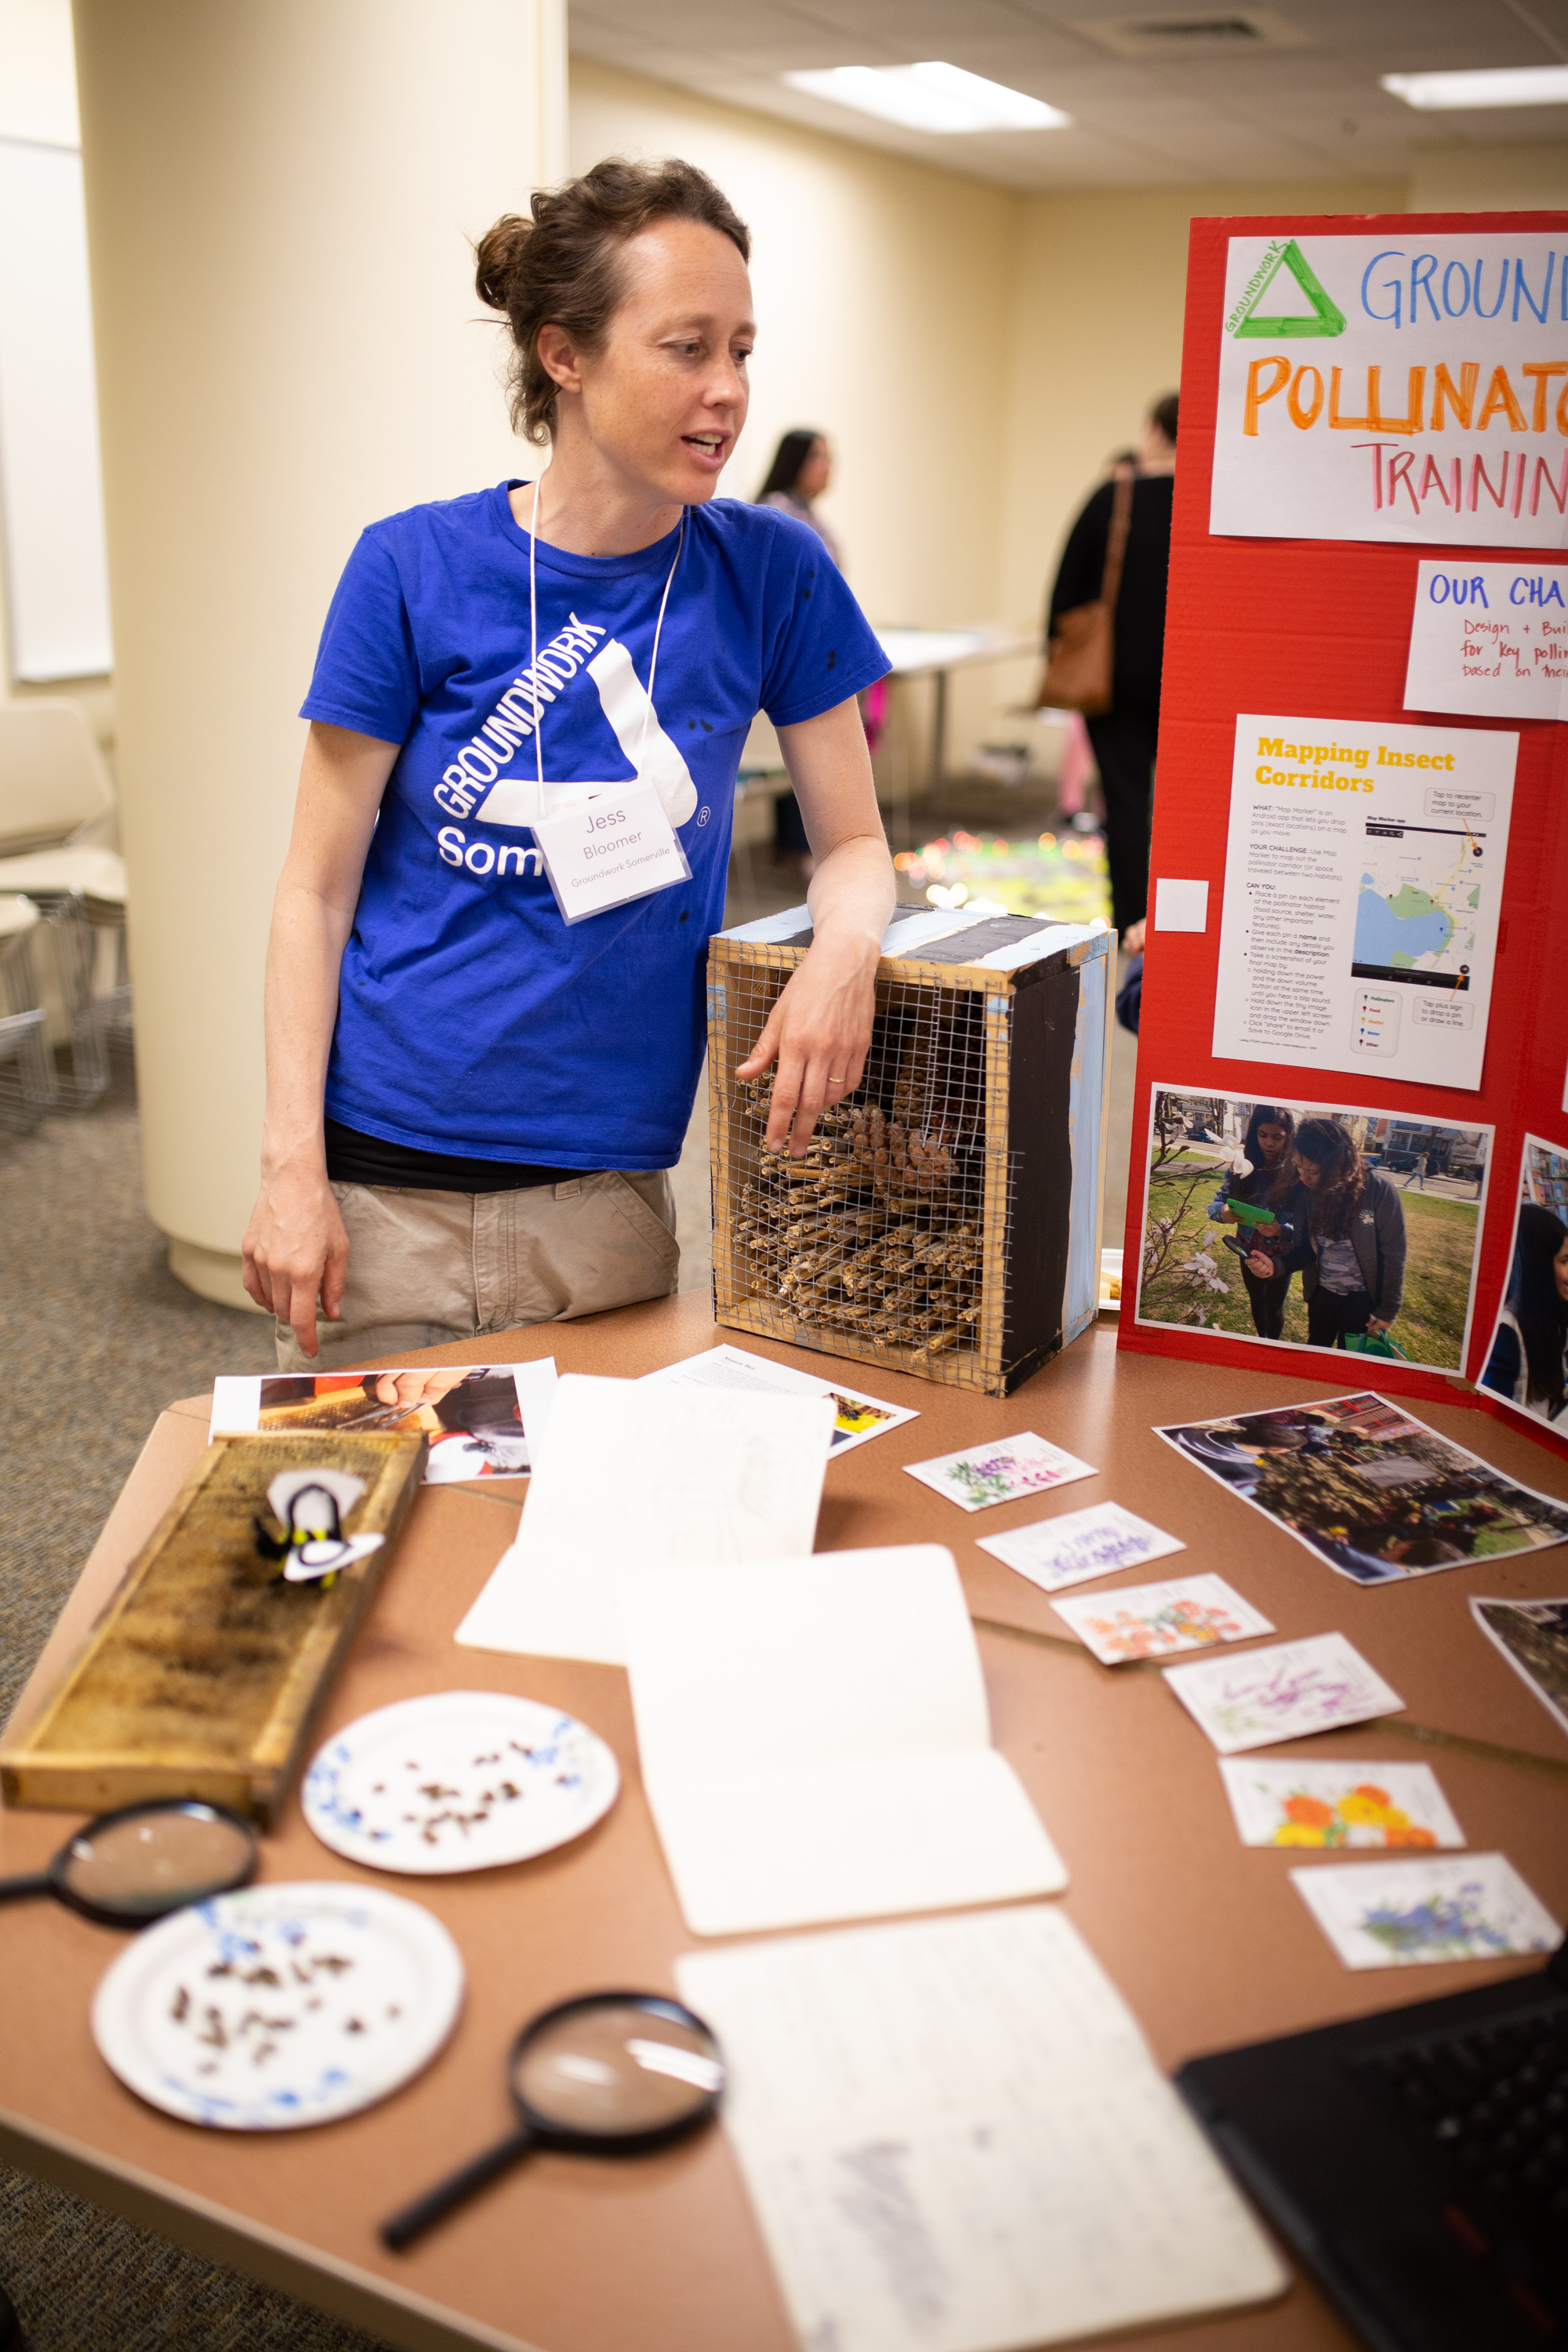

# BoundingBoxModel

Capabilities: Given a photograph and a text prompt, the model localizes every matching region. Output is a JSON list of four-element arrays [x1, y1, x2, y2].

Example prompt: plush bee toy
[[253, 1469, 386, 1586]]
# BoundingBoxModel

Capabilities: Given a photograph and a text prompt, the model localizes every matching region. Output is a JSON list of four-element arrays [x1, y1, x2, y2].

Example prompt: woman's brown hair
[[474, 158, 751, 445], [1272, 1115, 1366, 1238]]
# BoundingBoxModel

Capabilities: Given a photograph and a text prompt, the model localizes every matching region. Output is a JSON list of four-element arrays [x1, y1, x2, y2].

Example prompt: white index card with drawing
[[624, 1544, 1067, 1936], [454, 1374, 836, 1666], [676, 1906, 1287, 2352]]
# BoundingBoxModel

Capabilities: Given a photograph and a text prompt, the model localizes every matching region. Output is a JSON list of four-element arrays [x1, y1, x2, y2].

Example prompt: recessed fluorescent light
[[782, 61, 1070, 135], [1381, 65, 1568, 111]]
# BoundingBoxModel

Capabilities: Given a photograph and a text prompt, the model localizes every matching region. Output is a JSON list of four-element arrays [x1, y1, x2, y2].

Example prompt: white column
[[72, 0, 566, 1306]]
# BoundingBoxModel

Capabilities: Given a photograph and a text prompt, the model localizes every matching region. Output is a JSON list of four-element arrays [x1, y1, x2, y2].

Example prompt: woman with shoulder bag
[[1042, 393, 1177, 941]]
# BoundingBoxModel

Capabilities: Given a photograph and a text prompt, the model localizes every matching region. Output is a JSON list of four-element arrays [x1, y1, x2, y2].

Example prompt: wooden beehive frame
[[710, 935, 1032, 1394], [0, 1432, 424, 1821]]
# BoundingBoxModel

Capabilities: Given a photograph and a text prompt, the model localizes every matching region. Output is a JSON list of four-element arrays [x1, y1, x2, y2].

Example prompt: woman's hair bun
[[474, 158, 750, 445], [474, 212, 533, 316]]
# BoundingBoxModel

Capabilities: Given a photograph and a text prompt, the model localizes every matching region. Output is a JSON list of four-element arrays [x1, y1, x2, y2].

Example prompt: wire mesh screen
[[710, 949, 1016, 1390]]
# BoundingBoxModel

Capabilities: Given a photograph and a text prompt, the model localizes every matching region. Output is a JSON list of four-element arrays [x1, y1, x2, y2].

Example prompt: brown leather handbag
[[1038, 463, 1134, 717]]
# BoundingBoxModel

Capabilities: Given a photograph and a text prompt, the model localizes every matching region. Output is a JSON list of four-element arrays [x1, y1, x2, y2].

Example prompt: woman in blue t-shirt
[[241, 158, 895, 1367]]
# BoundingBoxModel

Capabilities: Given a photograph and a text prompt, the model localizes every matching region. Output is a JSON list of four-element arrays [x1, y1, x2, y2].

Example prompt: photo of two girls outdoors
[[1136, 1090, 1488, 1373]]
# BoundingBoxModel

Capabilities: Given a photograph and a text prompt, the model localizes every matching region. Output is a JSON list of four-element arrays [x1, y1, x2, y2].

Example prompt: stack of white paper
[[454, 1374, 836, 1665], [624, 1544, 1067, 1935], [677, 1906, 1287, 2352]]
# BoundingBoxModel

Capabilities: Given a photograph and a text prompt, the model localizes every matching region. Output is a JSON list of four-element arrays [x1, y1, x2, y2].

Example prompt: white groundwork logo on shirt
[[432, 611, 696, 832]]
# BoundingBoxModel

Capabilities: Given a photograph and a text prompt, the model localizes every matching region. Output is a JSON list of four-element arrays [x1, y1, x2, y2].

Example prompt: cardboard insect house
[[709, 907, 1113, 1395]]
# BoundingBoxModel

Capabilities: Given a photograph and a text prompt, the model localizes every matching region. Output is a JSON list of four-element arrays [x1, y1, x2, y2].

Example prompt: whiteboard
[[0, 137, 111, 680]]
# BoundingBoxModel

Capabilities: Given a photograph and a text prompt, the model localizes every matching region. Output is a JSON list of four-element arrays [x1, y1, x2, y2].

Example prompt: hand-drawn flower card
[[1290, 1854, 1561, 1970], [1155, 1390, 1568, 1584], [1218, 1758, 1465, 1850], [1470, 1595, 1568, 1741], [1051, 1574, 1272, 1664], [1163, 1632, 1404, 1755], [902, 1432, 1096, 1513], [976, 1501, 1185, 1592]]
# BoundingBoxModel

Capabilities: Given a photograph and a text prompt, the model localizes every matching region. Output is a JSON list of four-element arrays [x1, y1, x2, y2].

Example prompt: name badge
[[530, 783, 691, 924]]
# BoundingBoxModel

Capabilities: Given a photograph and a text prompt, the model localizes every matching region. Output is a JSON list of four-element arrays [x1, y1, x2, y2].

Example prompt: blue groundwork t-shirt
[[300, 484, 888, 1169]]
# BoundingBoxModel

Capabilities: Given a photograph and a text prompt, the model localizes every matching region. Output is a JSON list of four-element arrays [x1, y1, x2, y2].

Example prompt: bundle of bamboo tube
[[732, 1079, 982, 1365]]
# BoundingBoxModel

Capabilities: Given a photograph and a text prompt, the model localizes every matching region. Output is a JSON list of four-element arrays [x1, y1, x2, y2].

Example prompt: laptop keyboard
[[1358, 2004, 1568, 2339], [1366, 2006, 1568, 2214]]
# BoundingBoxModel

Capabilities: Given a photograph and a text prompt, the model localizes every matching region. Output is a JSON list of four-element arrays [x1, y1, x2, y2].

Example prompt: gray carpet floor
[[0, 1053, 393, 2352]]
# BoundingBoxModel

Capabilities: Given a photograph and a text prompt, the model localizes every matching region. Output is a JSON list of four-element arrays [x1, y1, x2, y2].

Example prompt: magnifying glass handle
[[380, 2124, 536, 2252], [0, 1874, 53, 1906]]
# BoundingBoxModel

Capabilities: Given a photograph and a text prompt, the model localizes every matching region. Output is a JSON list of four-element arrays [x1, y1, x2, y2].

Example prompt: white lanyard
[[528, 474, 685, 794], [524, 478, 692, 924]]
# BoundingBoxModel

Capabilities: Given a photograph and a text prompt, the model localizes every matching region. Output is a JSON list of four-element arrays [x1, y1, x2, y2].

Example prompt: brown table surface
[[3, 1296, 1566, 2352]]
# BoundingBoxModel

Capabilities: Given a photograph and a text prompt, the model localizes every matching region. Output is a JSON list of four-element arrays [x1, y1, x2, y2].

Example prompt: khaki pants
[[274, 1170, 679, 1372]]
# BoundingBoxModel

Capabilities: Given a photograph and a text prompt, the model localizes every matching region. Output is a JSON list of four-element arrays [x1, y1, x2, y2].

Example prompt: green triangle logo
[[1231, 239, 1347, 338]]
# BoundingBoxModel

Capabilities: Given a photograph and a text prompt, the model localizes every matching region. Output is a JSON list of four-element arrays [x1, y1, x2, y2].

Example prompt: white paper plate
[[302, 1690, 620, 1875], [92, 1882, 463, 2130]]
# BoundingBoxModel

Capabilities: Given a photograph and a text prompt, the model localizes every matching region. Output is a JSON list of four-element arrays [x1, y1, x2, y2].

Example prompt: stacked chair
[[0, 699, 129, 1116]]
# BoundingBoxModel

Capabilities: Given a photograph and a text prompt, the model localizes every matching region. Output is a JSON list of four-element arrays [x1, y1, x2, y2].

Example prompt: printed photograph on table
[[1164, 1631, 1403, 1755], [1217, 1758, 1465, 1851], [1051, 1574, 1272, 1664], [1479, 1134, 1568, 1432], [211, 1363, 556, 1483], [1136, 1087, 1490, 1372], [902, 1431, 1096, 1513], [1469, 1596, 1568, 1742], [641, 1343, 917, 1455], [1157, 1390, 1568, 1584], [1290, 1854, 1562, 1972], [976, 1501, 1185, 1594]]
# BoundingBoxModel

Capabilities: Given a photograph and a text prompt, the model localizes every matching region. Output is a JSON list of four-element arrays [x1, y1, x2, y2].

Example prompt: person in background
[[758, 429, 844, 869], [757, 427, 840, 564], [1482, 1202, 1568, 1423], [1257, 1116, 1406, 1352], [1207, 1102, 1303, 1340], [1047, 393, 1177, 940]]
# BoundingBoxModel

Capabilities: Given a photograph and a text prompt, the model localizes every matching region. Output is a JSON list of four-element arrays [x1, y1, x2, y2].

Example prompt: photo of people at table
[[1137, 1089, 1489, 1370], [1159, 1392, 1568, 1585], [1480, 1135, 1568, 1431]]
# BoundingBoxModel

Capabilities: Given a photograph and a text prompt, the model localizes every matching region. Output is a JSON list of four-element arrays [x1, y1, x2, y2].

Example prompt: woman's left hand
[[735, 928, 880, 1156], [1367, 1316, 1393, 1334]]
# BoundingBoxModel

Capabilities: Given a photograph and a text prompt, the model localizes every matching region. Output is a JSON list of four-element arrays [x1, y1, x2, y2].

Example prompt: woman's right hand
[[241, 1163, 350, 1358]]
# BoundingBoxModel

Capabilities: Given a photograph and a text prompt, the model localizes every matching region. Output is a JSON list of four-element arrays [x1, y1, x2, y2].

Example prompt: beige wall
[[995, 176, 1404, 633], [568, 64, 1407, 764], [569, 59, 1018, 637], [1407, 140, 1568, 212], [76, 0, 565, 1304]]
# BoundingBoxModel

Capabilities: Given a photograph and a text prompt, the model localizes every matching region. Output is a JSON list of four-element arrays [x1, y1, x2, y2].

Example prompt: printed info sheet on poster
[[1212, 233, 1568, 548], [1214, 714, 1516, 1091]]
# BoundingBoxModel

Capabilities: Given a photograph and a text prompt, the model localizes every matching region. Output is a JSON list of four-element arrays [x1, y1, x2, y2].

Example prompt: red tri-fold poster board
[[1121, 209, 1568, 1453]]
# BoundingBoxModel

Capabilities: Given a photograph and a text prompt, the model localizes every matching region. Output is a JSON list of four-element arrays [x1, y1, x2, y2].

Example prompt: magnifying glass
[[382, 1991, 724, 2251], [0, 1798, 259, 1927]]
